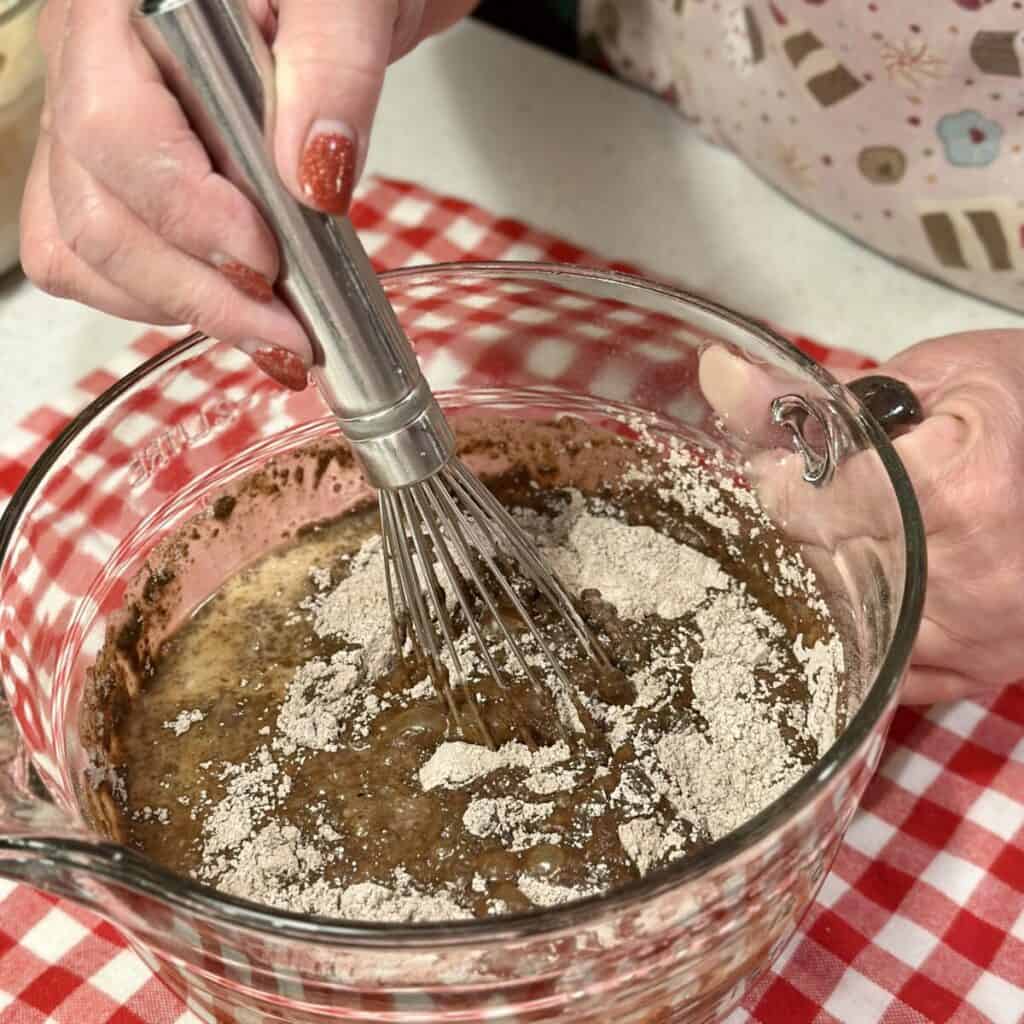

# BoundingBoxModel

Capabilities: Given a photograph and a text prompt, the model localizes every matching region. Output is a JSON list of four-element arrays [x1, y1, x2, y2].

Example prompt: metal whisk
[[379, 459, 613, 747], [138, 0, 614, 748]]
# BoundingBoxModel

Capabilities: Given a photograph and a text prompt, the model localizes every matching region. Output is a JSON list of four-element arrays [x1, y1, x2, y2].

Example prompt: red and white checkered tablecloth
[[1, 177, 1022, 1024]]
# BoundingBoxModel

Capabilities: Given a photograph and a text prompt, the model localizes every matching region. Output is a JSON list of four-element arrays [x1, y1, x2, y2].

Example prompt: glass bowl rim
[[0, 260, 925, 950]]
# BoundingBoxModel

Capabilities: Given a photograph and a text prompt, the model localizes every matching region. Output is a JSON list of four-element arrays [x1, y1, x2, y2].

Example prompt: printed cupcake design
[[880, 38, 946, 89], [857, 145, 907, 184], [917, 197, 1021, 272], [776, 16, 862, 106], [724, 5, 765, 76], [937, 111, 1003, 167], [969, 30, 1023, 77]]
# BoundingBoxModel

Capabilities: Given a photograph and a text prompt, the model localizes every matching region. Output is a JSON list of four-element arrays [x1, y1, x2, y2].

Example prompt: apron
[[574, 0, 1024, 313]]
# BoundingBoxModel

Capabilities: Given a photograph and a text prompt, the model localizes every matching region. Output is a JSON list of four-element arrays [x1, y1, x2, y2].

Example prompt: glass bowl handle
[[772, 375, 924, 486]]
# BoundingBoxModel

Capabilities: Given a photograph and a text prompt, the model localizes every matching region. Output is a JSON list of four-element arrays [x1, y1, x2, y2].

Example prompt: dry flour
[[180, 440, 842, 922], [308, 535, 393, 679], [463, 797, 559, 850], [542, 501, 731, 621], [420, 740, 571, 792], [163, 708, 204, 736]]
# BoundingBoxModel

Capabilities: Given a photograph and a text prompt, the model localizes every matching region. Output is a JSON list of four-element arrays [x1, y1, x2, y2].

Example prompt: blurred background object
[[474, 1, 578, 58], [0, 0, 44, 275]]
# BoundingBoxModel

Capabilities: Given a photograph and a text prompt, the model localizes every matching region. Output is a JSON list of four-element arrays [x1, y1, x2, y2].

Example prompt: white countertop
[[2, 19, 1022, 428]]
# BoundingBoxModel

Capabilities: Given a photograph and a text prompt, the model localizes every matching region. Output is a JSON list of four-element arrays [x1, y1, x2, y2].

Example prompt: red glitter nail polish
[[217, 260, 274, 303], [298, 129, 356, 215], [247, 346, 309, 391]]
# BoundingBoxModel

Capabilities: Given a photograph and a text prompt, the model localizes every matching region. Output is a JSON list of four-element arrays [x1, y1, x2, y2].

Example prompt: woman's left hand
[[700, 330, 1024, 705]]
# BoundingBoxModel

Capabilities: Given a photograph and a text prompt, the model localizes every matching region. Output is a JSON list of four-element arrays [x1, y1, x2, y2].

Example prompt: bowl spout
[[0, 688, 102, 886]]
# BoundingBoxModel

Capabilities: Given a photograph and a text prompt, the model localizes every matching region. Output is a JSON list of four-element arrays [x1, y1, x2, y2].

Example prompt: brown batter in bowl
[[81, 411, 849, 923]]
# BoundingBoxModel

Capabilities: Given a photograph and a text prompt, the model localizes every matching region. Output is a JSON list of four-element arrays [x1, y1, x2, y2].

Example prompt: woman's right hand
[[20, 0, 476, 389]]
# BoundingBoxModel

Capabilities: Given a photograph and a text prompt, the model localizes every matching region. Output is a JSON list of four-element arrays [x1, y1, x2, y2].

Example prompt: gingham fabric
[[0, 178, 1021, 1024]]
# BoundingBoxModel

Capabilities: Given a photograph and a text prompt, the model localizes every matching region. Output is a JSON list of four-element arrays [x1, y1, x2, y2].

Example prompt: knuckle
[[286, 25, 386, 85], [58, 190, 123, 273], [20, 233, 73, 300], [53, 85, 107, 159], [131, 134, 213, 236], [148, 182, 200, 246], [203, 174, 276, 256], [20, 237, 58, 294], [152, 125, 210, 180], [170, 279, 235, 336]]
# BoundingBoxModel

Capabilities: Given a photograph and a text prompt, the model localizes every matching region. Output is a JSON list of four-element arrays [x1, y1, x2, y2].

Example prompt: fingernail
[[298, 121, 356, 215], [238, 340, 309, 391], [212, 256, 274, 304], [698, 346, 751, 421]]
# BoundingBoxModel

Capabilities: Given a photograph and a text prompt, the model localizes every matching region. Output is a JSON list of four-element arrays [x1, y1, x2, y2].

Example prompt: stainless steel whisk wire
[[138, 0, 615, 749], [380, 464, 613, 748]]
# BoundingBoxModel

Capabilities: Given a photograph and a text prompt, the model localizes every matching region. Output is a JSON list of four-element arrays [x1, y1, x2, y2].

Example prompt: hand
[[20, 0, 475, 389], [699, 330, 1024, 706]]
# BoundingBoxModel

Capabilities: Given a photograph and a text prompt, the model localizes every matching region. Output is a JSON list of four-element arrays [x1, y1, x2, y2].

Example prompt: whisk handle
[[135, 0, 453, 488]]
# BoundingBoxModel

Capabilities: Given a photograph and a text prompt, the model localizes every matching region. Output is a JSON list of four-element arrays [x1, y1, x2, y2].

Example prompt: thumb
[[697, 345, 810, 450], [272, 0, 401, 214]]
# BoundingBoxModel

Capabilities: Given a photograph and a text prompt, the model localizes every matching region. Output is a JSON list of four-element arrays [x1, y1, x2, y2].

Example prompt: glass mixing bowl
[[0, 264, 924, 1023]]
